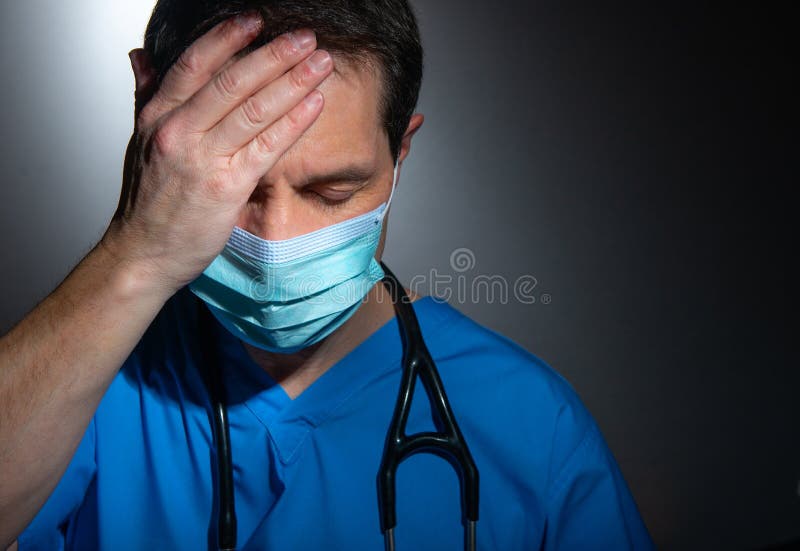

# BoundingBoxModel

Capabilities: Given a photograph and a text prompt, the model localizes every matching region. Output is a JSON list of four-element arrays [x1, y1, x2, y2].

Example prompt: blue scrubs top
[[19, 288, 654, 550]]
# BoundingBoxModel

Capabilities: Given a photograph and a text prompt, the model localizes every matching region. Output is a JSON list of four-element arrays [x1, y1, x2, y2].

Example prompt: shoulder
[[414, 296, 591, 432], [412, 298, 654, 547], [413, 297, 603, 491]]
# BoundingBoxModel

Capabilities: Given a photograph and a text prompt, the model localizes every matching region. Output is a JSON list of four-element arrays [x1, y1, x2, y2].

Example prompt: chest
[[72, 372, 544, 550]]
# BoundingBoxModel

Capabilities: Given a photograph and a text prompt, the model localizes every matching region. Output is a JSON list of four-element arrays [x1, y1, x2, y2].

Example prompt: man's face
[[235, 57, 395, 243]]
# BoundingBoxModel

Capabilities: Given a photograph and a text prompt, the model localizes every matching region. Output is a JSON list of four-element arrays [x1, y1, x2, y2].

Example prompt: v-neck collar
[[211, 295, 453, 465]]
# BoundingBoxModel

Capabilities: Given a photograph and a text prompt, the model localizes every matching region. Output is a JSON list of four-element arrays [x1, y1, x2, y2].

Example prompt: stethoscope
[[197, 262, 479, 551]]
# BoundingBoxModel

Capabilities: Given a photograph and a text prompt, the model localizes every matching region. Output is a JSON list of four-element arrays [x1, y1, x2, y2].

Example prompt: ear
[[396, 113, 425, 164], [128, 48, 157, 123]]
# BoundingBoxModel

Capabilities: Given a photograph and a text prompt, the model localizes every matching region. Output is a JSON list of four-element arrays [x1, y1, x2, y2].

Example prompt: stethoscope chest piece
[[197, 262, 480, 551], [377, 262, 480, 551]]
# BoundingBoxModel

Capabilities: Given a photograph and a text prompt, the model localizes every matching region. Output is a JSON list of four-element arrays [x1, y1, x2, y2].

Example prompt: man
[[0, 1, 654, 549]]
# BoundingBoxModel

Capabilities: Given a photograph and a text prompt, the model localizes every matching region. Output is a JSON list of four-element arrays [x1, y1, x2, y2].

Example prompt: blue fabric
[[19, 287, 655, 550]]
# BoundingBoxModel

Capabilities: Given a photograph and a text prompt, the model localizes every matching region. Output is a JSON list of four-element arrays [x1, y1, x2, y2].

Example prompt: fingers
[[180, 29, 320, 134], [138, 13, 264, 128], [232, 90, 325, 184], [204, 48, 333, 155]]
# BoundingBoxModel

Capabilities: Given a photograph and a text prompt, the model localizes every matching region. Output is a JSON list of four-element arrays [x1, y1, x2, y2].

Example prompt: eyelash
[[307, 191, 351, 210]]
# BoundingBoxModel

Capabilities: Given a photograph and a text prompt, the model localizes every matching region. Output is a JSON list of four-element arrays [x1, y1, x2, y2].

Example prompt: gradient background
[[0, 2, 794, 549]]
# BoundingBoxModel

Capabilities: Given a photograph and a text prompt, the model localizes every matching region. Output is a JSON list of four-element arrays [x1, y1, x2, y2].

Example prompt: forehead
[[279, 56, 388, 171]]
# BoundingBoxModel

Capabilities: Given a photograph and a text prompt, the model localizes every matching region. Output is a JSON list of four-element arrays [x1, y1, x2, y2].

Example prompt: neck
[[242, 281, 419, 399]]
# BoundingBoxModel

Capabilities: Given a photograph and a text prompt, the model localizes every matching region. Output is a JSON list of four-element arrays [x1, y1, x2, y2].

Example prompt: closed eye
[[303, 187, 355, 209], [303, 181, 368, 208]]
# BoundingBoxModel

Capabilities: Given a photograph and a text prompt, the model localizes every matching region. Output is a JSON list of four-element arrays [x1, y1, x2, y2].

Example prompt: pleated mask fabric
[[189, 163, 399, 353]]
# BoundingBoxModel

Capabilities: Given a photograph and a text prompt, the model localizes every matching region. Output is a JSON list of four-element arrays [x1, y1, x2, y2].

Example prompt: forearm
[[0, 11, 325, 545], [0, 231, 174, 545]]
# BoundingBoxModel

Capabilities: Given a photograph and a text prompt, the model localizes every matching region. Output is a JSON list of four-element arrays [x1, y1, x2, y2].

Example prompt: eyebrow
[[304, 165, 376, 186]]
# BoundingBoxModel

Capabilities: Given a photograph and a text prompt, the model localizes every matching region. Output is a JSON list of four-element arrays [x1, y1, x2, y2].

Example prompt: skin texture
[[0, 12, 423, 547], [233, 52, 424, 398]]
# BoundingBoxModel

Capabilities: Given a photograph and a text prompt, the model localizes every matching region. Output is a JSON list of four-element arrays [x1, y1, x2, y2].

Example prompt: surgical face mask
[[189, 163, 399, 354]]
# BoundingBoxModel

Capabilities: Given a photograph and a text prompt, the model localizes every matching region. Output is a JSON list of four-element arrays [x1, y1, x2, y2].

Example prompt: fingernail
[[307, 50, 332, 72], [305, 90, 323, 108], [289, 29, 316, 50], [234, 12, 262, 33]]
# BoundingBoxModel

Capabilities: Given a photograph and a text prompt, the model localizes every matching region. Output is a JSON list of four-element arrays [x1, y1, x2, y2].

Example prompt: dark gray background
[[0, 2, 794, 549]]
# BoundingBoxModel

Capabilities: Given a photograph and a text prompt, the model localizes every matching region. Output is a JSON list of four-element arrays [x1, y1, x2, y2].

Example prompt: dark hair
[[144, 0, 423, 162]]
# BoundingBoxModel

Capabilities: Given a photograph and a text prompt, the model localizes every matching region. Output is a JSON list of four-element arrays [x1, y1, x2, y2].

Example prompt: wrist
[[96, 221, 181, 304]]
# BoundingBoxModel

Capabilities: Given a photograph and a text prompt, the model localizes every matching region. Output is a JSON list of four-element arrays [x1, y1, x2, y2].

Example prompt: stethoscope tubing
[[198, 263, 480, 551], [378, 262, 479, 551]]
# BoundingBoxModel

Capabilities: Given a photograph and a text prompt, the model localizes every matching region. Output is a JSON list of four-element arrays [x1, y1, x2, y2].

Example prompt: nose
[[236, 184, 322, 241]]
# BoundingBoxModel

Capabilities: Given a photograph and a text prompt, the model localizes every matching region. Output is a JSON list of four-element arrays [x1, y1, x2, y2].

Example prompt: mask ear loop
[[377, 162, 400, 224]]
